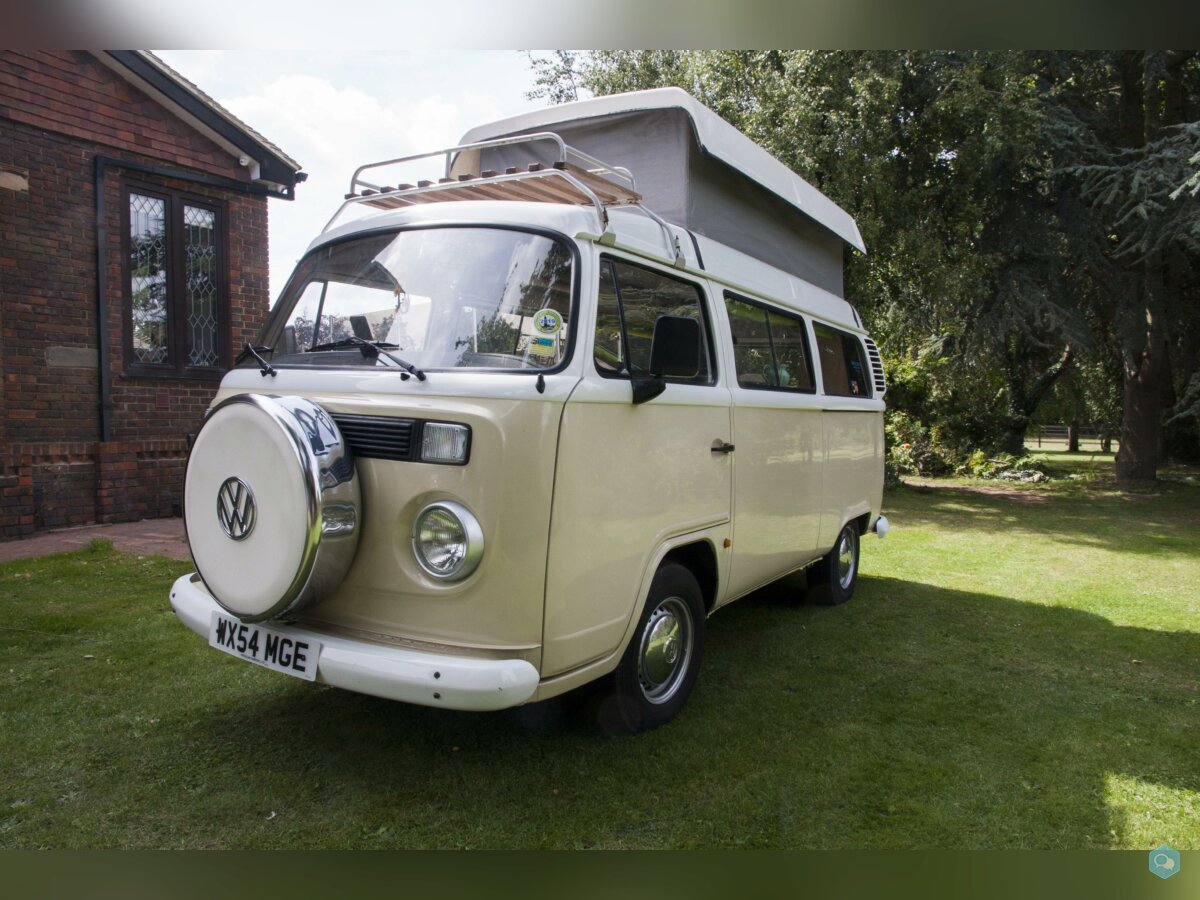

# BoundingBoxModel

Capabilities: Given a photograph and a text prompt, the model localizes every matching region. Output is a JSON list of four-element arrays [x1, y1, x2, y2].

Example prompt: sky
[[155, 51, 549, 302]]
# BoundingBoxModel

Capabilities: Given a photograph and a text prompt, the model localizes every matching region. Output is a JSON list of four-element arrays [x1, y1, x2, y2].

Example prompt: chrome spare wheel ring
[[184, 393, 361, 623], [638, 596, 694, 704], [838, 529, 856, 591]]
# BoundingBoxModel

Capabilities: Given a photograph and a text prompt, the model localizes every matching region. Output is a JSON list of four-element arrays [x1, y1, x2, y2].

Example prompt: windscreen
[[258, 227, 574, 371]]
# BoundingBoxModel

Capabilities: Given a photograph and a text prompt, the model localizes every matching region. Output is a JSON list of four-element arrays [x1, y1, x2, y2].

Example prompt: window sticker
[[533, 308, 563, 335], [529, 308, 563, 358]]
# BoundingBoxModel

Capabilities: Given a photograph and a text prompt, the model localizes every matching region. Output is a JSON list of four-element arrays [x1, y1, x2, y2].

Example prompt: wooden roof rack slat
[[325, 133, 642, 234], [348, 163, 642, 213]]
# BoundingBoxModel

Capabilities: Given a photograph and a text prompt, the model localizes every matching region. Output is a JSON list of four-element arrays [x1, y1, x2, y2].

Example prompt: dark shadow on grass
[[160, 571, 1199, 848]]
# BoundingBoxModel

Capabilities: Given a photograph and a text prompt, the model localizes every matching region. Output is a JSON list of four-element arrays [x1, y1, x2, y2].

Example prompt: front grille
[[862, 338, 887, 397], [330, 414, 419, 461]]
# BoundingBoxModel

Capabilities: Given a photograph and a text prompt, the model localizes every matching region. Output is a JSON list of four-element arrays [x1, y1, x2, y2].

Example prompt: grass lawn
[[1, 454, 1197, 849]]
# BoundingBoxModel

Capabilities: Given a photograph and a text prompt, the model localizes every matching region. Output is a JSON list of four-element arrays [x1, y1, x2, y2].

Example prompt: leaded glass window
[[184, 205, 219, 367], [123, 185, 224, 375], [129, 193, 168, 364]]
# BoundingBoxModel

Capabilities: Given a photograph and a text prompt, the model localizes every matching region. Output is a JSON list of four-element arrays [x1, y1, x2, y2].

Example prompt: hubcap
[[837, 529, 856, 590], [638, 596, 693, 704]]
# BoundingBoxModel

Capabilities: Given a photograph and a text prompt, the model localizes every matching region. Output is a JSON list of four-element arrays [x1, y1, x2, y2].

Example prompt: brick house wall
[[0, 51, 291, 539]]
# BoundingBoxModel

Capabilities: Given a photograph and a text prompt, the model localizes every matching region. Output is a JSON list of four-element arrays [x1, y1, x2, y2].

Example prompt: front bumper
[[169, 574, 539, 711]]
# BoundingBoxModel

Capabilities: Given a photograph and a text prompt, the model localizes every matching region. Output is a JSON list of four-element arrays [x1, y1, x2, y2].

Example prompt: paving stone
[[0, 517, 190, 563]]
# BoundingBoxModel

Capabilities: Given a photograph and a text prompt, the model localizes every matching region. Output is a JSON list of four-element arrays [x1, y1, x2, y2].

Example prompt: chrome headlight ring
[[411, 500, 484, 581]]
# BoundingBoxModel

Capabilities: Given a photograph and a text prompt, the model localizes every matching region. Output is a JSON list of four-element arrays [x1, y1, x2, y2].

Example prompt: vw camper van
[[169, 88, 889, 732]]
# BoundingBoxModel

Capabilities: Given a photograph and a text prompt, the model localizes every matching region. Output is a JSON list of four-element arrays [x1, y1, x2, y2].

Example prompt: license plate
[[208, 611, 321, 681]]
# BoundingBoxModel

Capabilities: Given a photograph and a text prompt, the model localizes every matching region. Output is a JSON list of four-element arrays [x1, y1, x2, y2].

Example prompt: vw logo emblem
[[216, 477, 256, 541]]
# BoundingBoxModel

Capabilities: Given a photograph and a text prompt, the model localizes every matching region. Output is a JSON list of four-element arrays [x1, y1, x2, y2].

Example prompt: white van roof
[[460, 87, 865, 255]]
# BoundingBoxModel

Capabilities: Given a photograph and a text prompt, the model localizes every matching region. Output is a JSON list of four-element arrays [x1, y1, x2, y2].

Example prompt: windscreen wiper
[[236, 343, 277, 377], [308, 336, 426, 381]]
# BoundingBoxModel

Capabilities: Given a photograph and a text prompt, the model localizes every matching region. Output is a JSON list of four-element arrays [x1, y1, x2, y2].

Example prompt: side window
[[766, 309, 815, 391], [726, 298, 775, 386], [813, 322, 871, 398], [593, 261, 625, 373], [724, 293, 815, 392], [592, 257, 713, 383]]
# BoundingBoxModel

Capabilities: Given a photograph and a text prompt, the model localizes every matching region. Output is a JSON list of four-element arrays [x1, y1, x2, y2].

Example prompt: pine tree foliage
[[1061, 121, 1200, 258]]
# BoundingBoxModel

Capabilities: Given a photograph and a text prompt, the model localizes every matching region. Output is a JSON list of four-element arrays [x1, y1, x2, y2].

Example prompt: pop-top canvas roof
[[459, 88, 864, 298]]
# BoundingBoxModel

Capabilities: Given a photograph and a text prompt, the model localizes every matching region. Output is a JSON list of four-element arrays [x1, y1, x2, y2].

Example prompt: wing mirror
[[631, 315, 702, 405]]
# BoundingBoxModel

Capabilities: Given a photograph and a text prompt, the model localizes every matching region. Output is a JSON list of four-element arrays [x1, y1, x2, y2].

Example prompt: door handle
[[711, 440, 735, 454]]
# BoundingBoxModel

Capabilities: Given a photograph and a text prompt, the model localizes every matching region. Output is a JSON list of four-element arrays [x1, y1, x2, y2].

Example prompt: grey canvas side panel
[[688, 151, 844, 296], [467, 108, 692, 225], [460, 106, 845, 296]]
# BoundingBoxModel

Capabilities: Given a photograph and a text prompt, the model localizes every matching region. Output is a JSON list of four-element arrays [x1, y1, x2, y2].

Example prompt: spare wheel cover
[[184, 394, 360, 622]]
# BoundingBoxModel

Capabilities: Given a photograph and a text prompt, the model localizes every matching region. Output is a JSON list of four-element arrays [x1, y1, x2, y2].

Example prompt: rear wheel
[[601, 563, 706, 734], [807, 521, 859, 606]]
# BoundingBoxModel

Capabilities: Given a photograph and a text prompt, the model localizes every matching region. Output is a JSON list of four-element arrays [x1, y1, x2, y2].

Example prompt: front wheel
[[601, 563, 706, 734], [807, 522, 860, 606]]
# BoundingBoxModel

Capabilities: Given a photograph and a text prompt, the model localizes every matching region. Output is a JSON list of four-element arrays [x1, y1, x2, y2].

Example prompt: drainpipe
[[94, 155, 113, 442]]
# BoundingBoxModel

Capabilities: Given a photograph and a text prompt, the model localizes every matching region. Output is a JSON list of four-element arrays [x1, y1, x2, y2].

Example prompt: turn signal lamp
[[421, 422, 470, 464]]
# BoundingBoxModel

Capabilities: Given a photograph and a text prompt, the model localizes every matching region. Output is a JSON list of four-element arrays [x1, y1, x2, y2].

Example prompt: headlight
[[412, 501, 484, 580], [421, 422, 470, 464]]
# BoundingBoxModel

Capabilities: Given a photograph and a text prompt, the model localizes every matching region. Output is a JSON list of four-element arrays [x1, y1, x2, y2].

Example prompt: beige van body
[[170, 90, 887, 731]]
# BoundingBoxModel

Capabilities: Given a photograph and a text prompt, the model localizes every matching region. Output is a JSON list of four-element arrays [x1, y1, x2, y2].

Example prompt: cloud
[[156, 50, 541, 299], [226, 75, 464, 175], [222, 73, 483, 296]]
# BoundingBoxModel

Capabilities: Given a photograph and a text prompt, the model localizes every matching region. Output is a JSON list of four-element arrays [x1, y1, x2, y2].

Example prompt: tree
[[532, 51, 1090, 458], [525, 51, 584, 105], [1048, 51, 1200, 478]]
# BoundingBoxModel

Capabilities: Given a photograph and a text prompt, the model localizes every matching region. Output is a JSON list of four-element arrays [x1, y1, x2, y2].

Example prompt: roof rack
[[325, 133, 640, 230], [322, 133, 685, 265]]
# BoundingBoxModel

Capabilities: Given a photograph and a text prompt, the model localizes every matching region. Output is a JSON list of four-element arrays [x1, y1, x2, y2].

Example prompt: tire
[[807, 521, 860, 606], [600, 563, 706, 734]]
